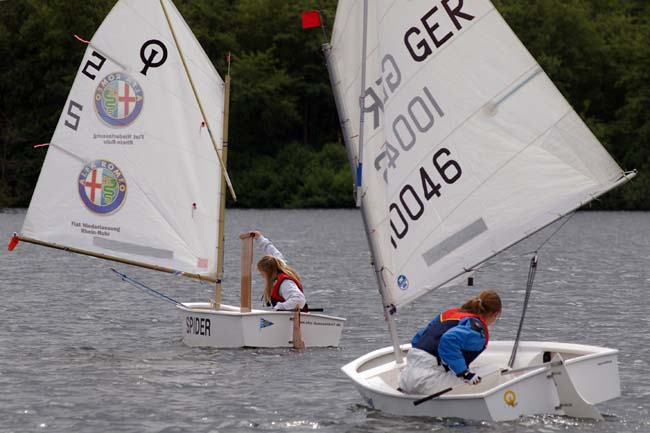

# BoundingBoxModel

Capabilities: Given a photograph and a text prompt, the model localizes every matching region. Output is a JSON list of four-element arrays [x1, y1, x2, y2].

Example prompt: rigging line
[[507, 254, 538, 368], [506, 213, 572, 367], [531, 212, 576, 254], [401, 177, 625, 305], [461, 213, 576, 273], [111, 268, 188, 308]]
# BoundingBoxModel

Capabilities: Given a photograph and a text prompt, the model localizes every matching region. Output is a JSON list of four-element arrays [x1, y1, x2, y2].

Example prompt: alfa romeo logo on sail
[[78, 160, 127, 214], [95, 72, 143, 127]]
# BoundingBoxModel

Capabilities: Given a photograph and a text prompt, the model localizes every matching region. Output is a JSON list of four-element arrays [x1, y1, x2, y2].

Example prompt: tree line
[[0, 0, 648, 209]]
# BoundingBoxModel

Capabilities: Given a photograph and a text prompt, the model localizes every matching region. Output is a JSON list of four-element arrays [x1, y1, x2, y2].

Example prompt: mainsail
[[20, 0, 225, 279], [327, 0, 634, 308]]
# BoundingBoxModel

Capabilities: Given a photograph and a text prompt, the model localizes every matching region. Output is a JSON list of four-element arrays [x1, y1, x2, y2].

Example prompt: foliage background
[[0, 0, 648, 209]]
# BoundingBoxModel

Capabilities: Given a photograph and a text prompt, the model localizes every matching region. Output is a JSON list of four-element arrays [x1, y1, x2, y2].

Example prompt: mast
[[214, 55, 232, 309], [323, 1, 403, 364], [355, 0, 368, 208]]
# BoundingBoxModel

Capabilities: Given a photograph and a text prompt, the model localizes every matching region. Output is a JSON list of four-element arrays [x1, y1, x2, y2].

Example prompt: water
[[1, 209, 649, 433]]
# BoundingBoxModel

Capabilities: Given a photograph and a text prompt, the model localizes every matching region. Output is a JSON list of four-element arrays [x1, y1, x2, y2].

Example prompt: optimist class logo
[[397, 274, 409, 291], [95, 72, 143, 127], [259, 318, 274, 329], [78, 160, 127, 214]]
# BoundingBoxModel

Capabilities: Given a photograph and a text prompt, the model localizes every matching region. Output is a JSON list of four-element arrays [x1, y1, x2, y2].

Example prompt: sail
[[328, 0, 633, 307], [328, 0, 396, 304], [20, 0, 224, 278]]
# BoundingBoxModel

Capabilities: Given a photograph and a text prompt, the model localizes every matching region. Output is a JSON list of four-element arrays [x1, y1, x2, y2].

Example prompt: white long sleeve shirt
[[254, 235, 306, 311]]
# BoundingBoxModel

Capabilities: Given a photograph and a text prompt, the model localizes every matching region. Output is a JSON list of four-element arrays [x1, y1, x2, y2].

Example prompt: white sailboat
[[324, 0, 635, 421], [10, 0, 343, 349]]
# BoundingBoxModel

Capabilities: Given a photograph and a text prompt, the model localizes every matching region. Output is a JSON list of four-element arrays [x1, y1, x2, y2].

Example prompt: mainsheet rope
[[111, 268, 188, 308]]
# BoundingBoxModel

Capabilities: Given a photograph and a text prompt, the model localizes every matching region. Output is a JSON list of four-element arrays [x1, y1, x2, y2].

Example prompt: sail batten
[[328, 0, 632, 309]]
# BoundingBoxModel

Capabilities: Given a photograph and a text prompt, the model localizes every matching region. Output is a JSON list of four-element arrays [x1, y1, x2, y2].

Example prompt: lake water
[[1, 209, 649, 433]]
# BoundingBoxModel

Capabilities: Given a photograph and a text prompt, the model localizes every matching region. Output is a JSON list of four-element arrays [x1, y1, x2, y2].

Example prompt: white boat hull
[[341, 341, 619, 421], [177, 302, 345, 348]]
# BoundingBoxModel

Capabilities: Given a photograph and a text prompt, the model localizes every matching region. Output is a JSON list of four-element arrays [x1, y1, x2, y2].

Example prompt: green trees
[[0, 0, 648, 209], [0, 0, 113, 207], [230, 142, 351, 207]]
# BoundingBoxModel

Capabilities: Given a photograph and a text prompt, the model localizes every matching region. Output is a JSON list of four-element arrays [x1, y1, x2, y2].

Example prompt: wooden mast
[[214, 57, 232, 309]]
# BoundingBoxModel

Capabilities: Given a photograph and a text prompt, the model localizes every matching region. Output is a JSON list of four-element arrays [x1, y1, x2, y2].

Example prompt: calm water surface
[[1, 209, 649, 433]]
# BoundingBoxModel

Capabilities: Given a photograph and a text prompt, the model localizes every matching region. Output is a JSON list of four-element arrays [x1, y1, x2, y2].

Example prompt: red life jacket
[[439, 308, 490, 344], [270, 273, 308, 312]]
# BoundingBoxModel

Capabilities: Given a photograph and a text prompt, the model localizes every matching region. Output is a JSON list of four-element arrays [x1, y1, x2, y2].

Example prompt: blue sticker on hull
[[260, 318, 274, 329]]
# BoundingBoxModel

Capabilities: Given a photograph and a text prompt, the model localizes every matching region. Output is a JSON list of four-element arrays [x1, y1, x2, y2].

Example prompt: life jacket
[[270, 272, 309, 312], [412, 308, 489, 369]]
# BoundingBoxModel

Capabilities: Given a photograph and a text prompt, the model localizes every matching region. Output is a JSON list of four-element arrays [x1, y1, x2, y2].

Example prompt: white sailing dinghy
[[323, 0, 635, 421], [9, 0, 343, 349]]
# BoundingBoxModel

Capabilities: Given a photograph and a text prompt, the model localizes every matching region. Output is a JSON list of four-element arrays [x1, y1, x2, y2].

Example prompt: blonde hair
[[257, 255, 301, 305], [460, 290, 502, 319]]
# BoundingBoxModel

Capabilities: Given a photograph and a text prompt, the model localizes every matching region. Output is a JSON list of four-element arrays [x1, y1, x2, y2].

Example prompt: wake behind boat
[[322, 0, 635, 420], [9, 0, 344, 349]]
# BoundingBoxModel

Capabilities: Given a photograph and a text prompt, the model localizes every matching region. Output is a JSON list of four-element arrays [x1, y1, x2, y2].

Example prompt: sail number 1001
[[390, 147, 461, 248]]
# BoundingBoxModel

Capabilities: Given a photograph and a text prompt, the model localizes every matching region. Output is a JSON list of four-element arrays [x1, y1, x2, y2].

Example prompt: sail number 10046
[[390, 147, 461, 248]]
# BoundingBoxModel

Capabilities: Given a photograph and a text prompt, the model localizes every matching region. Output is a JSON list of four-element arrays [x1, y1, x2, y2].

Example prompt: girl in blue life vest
[[251, 231, 308, 312], [398, 290, 502, 395]]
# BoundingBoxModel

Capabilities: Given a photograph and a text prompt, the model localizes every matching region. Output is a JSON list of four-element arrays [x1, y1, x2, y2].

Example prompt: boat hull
[[177, 302, 345, 348], [341, 341, 619, 421]]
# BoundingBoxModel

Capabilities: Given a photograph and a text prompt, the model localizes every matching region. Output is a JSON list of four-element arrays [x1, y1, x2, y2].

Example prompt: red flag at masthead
[[301, 10, 321, 29]]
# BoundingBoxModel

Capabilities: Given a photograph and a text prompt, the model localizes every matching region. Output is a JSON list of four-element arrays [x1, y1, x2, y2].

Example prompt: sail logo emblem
[[95, 73, 144, 127], [260, 318, 274, 329], [397, 275, 409, 291], [78, 160, 127, 214]]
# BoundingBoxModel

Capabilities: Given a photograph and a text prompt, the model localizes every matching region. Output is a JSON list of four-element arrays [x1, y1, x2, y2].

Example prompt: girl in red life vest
[[398, 290, 502, 395], [251, 231, 308, 312]]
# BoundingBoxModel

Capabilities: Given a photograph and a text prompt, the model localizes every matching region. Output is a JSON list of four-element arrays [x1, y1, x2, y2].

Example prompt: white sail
[[329, 0, 396, 304], [21, 0, 224, 277], [328, 0, 632, 307]]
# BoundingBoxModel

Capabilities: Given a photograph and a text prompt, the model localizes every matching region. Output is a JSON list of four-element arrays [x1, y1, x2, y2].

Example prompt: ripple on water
[[1, 210, 649, 433]]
